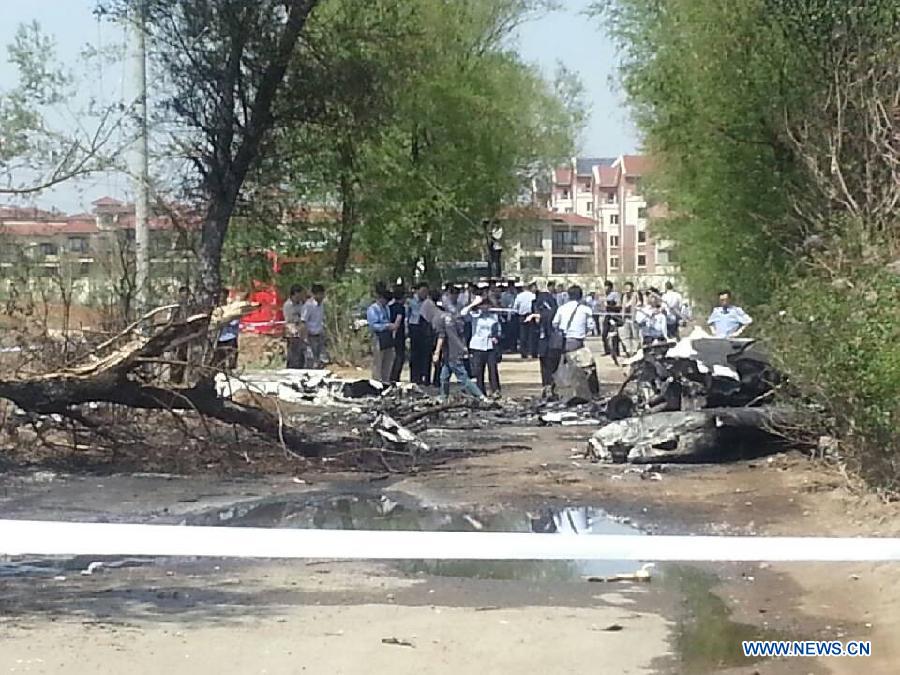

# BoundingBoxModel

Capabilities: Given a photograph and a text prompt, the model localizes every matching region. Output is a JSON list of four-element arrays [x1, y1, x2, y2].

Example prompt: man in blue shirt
[[367, 288, 401, 382], [707, 289, 753, 338]]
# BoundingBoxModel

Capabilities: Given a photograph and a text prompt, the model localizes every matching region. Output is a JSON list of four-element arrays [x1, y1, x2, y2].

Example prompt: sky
[[0, 0, 639, 213]]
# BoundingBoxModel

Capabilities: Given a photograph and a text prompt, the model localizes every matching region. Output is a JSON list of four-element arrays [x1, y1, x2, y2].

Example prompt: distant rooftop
[[575, 157, 616, 176]]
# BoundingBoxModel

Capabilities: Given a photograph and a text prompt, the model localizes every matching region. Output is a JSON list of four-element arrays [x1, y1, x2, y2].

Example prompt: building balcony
[[552, 242, 593, 255]]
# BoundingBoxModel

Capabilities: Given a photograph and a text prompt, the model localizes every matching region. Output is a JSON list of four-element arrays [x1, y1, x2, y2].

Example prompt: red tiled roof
[[620, 155, 653, 176], [0, 221, 92, 236], [91, 196, 124, 207], [553, 167, 572, 185], [546, 211, 595, 226], [593, 164, 620, 188]]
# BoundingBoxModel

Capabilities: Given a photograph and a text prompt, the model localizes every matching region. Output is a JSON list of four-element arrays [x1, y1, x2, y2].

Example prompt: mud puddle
[[185, 491, 643, 581]]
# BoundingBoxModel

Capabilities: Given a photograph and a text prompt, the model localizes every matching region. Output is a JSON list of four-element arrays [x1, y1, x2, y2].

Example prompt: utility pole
[[129, 0, 150, 314]]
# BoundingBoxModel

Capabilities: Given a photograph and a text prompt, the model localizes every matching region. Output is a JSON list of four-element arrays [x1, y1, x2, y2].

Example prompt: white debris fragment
[[80, 561, 104, 576], [462, 514, 484, 530]]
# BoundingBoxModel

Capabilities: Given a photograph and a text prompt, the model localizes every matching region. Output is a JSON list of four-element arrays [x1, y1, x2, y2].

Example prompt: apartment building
[[512, 154, 680, 288], [0, 197, 194, 302]]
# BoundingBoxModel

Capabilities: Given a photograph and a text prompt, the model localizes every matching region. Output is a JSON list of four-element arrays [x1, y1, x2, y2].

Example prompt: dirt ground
[[1, 338, 899, 673]]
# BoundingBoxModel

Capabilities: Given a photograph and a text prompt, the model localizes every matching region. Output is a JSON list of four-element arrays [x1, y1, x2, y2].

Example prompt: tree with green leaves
[[102, 0, 323, 304], [274, 0, 583, 283], [0, 22, 121, 196], [595, 0, 900, 488]]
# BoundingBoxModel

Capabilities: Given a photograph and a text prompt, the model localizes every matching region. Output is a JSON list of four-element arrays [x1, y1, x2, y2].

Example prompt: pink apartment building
[[509, 155, 679, 287]]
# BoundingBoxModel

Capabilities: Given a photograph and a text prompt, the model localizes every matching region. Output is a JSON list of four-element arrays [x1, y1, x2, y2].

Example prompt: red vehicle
[[238, 251, 305, 336]]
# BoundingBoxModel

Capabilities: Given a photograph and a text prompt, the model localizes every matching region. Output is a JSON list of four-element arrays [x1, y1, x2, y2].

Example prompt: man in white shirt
[[661, 281, 684, 339], [635, 292, 671, 346], [300, 284, 327, 367], [513, 282, 538, 358], [552, 285, 595, 353], [552, 285, 600, 397]]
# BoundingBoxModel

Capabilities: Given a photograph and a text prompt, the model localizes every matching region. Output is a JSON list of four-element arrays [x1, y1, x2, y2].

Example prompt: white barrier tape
[[2, 520, 900, 562]]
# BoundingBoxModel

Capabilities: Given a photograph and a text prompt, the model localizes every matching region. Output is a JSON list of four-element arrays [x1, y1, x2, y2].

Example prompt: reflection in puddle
[[186, 492, 644, 582], [661, 566, 782, 672]]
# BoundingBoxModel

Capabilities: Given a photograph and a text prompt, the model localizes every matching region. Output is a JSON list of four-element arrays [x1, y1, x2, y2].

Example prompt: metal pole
[[130, 0, 150, 313]]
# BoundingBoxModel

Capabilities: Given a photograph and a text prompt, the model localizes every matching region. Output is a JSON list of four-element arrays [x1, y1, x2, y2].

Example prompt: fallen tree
[[0, 303, 319, 456]]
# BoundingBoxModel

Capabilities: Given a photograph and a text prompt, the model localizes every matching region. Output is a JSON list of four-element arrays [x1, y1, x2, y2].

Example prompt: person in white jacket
[[634, 292, 672, 346]]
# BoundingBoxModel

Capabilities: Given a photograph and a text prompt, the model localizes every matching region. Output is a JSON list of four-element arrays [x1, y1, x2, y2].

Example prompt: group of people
[[367, 281, 503, 401], [197, 274, 752, 405], [366, 276, 754, 401], [283, 284, 328, 370]]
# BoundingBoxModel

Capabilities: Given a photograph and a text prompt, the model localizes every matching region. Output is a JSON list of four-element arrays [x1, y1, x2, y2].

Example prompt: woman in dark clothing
[[527, 290, 559, 398]]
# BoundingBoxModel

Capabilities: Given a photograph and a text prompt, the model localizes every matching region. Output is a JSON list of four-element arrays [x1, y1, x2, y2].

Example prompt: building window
[[564, 207, 572, 214], [78, 262, 92, 276], [582, 181, 591, 191], [552, 256, 586, 275], [38, 242, 58, 256], [586, 201, 593, 213], [562, 189, 569, 199], [638, 206, 648, 219], [606, 191, 616, 204], [521, 229, 543, 250], [520, 256, 543, 272], [638, 230, 647, 243], [609, 235, 620, 247], [658, 249, 679, 265], [68, 237, 89, 253], [610, 214, 619, 225], [610, 256, 620, 270], [637, 254, 647, 268], [552, 228, 588, 254]]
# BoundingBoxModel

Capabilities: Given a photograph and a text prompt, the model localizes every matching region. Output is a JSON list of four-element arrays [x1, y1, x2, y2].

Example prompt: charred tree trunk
[[198, 194, 237, 306], [0, 303, 319, 456]]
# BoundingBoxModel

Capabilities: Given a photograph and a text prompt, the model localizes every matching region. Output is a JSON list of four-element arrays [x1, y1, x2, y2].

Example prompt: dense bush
[[765, 266, 900, 490], [597, 0, 900, 489]]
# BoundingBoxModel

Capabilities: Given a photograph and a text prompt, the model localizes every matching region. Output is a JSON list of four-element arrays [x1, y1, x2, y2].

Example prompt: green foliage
[[0, 21, 120, 195], [273, 0, 583, 281], [593, 0, 812, 307], [597, 0, 900, 488], [765, 264, 900, 491]]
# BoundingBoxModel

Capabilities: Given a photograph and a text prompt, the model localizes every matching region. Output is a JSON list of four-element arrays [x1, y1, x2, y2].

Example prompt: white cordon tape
[[2, 520, 900, 562]]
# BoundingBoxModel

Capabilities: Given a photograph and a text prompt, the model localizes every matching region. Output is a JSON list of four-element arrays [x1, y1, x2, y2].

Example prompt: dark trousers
[[519, 319, 538, 358], [471, 349, 501, 395], [539, 350, 561, 387], [286, 337, 306, 369], [390, 341, 406, 382], [602, 316, 622, 356], [408, 324, 430, 384], [506, 314, 520, 352], [214, 338, 238, 370]]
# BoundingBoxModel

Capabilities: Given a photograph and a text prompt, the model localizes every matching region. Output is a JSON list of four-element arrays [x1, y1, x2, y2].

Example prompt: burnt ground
[[1, 342, 898, 673]]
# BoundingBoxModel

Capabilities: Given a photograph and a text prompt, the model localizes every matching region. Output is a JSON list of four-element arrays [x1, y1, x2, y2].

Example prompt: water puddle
[[660, 565, 783, 672], [0, 555, 151, 579], [186, 492, 643, 582]]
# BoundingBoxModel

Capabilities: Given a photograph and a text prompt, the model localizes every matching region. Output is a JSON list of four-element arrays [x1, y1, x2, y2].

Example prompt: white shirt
[[552, 301, 593, 339], [300, 298, 324, 335], [635, 306, 669, 340], [467, 309, 500, 351], [513, 290, 536, 316], [661, 290, 684, 320]]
